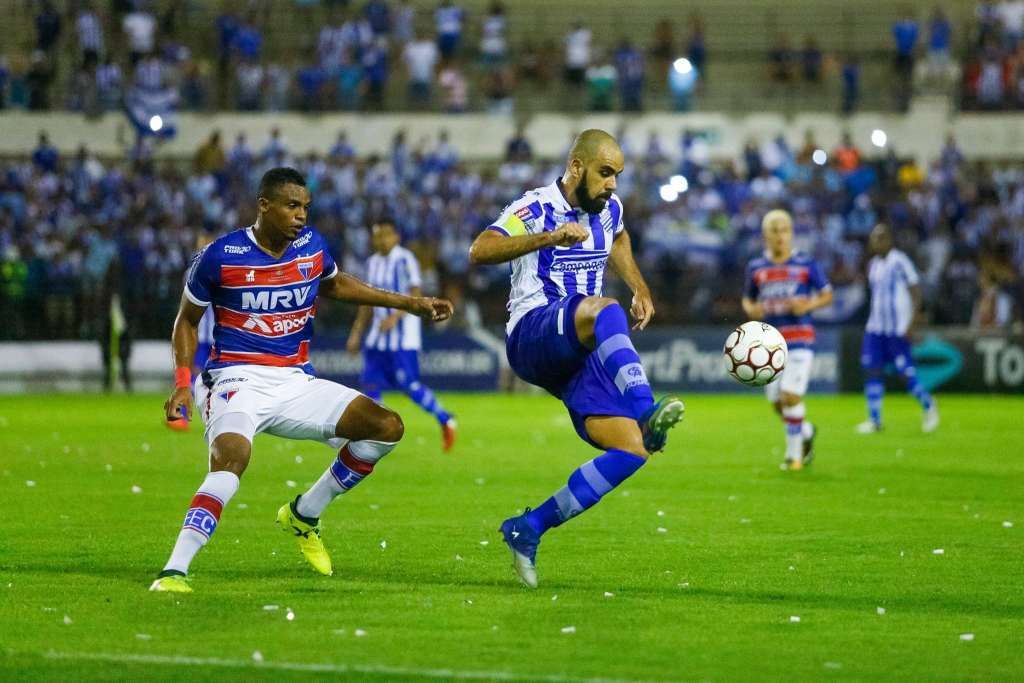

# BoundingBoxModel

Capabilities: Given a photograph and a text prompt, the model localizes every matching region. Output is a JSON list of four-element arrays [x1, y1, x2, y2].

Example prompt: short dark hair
[[258, 167, 306, 200]]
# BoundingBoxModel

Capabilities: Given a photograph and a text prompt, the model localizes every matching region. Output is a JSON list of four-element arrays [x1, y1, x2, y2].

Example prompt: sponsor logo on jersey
[[292, 232, 313, 249], [224, 245, 251, 255], [245, 270, 256, 282], [515, 206, 533, 220], [240, 286, 312, 310], [218, 304, 316, 337]]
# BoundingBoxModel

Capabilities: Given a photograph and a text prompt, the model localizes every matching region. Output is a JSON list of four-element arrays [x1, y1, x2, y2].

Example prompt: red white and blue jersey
[[743, 252, 830, 350], [185, 226, 339, 374]]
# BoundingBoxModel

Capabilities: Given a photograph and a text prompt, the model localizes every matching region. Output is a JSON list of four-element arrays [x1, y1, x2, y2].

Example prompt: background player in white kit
[[151, 168, 453, 593], [857, 223, 939, 433], [347, 221, 457, 451]]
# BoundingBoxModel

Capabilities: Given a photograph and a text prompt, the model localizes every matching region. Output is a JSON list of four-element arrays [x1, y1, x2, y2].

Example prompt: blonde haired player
[[742, 209, 833, 470]]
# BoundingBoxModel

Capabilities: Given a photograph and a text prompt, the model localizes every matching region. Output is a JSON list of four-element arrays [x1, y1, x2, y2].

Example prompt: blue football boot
[[640, 395, 686, 453], [499, 511, 541, 589]]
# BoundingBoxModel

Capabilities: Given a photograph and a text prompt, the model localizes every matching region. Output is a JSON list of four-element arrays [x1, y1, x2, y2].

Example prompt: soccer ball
[[723, 321, 788, 387]]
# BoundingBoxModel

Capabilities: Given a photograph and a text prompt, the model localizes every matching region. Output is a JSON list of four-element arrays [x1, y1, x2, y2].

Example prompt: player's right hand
[[549, 222, 590, 247], [164, 387, 193, 422]]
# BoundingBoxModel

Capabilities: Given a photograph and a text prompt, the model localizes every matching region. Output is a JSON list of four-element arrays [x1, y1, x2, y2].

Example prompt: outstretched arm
[[607, 230, 655, 330], [164, 295, 206, 421], [320, 272, 453, 321], [469, 222, 590, 265]]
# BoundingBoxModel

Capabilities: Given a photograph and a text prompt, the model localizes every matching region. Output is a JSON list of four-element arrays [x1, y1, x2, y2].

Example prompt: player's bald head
[[567, 129, 623, 168], [761, 209, 793, 234]]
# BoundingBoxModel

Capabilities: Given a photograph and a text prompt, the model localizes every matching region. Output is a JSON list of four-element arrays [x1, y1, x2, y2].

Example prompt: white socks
[[162, 471, 240, 576], [295, 440, 397, 520], [781, 403, 806, 461]]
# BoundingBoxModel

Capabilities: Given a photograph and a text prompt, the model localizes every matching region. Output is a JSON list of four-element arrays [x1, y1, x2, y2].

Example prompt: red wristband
[[174, 367, 192, 389]]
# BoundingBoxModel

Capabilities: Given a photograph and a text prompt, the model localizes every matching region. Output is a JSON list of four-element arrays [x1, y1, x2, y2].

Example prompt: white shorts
[[193, 365, 362, 449], [765, 348, 813, 402]]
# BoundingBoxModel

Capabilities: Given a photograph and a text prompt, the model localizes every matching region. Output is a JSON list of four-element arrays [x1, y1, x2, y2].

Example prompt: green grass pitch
[[1, 392, 1022, 681]]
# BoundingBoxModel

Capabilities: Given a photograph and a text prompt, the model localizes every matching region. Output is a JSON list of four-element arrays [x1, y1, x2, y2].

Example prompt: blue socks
[[901, 365, 934, 411], [401, 379, 452, 426], [526, 448, 646, 535], [593, 304, 654, 420], [865, 376, 884, 425]]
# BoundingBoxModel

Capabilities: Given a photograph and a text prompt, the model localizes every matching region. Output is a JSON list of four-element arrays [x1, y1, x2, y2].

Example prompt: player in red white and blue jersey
[[347, 221, 457, 452], [150, 168, 454, 593], [856, 223, 938, 434], [742, 209, 833, 471], [469, 130, 685, 589]]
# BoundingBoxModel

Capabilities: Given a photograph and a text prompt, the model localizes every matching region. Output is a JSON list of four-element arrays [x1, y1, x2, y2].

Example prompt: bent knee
[[210, 433, 251, 475], [577, 296, 619, 321], [377, 409, 405, 442]]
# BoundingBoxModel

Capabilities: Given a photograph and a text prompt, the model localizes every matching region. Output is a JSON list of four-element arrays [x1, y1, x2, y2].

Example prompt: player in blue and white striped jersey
[[347, 222, 456, 451], [470, 129, 684, 588], [857, 223, 939, 433]]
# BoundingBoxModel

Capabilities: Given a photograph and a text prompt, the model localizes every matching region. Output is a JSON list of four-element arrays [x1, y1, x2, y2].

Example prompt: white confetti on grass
[[656, 527, 668, 533], [141, 443, 150, 453], [104, 464, 112, 472], [933, 548, 945, 555], [474, 478, 486, 485], [454, 554, 464, 561], [1003, 521, 1014, 528], [789, 616, 801, 623], [286, 480, 297, 488], [135, 633, 152, 641], [286, 609, 295, 621], [294, 455, 303, 464], [560, 626, 576, 634], [380, 540, 387, 550], [788, 566, 796, 571], [678, 582, 689, 588], [131, 485, 142, 494], [551, 595, 558, 601], [656, 510, 665, 517], [251, 651, 263, 663], [237, 503, 248, 510], [603, 592, 614, 598], [740, 518, 751, 524], [368, 504, 380, 511], [479, 540, 489, 546], [877, 607, 886, 615], [354, 629, 367, 637], [63, 615, 73, 625], [878, 488, 887, 494], [263, 605, 279, 611], [960, 633, 975, 641], [26, 480, 36, 487], [823, 662, 842, 670]]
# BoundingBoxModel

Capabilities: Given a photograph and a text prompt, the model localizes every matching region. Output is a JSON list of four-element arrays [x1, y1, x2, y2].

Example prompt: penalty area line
[[38, 650, 659, 683]]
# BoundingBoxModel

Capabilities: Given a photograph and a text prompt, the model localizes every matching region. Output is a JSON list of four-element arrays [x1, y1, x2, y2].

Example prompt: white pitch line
[[40, 650, 663, 683]]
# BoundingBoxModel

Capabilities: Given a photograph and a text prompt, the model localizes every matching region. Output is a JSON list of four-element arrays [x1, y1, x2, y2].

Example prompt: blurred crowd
[[2, 125, 1022, 341], [4, 0, 1021, 115]]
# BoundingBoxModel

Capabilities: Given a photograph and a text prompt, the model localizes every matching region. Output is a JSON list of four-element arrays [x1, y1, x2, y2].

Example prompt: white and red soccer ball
[[723, 321, 788, 387]]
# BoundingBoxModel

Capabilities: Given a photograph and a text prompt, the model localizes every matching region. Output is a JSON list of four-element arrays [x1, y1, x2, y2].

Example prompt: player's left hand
[[411, 296, 454, 322], [630, 290, 655, 330]]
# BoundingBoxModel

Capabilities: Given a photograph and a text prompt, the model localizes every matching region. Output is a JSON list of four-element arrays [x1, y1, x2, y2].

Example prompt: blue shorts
[[506, 295, 632, 446], [861, 332, 913, 372], [361, 349, 421, 391]]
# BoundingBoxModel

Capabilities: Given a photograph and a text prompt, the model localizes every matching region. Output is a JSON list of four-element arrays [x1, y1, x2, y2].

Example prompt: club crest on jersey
[[217, 389, 238, 402], [298, 261, 314, 281]]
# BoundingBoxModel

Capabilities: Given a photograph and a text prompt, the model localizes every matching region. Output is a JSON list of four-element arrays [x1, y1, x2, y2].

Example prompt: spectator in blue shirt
[[926, 7, 952, 78], [435, 0, 465, 58], [32, 132, 59, 173], [841, 54, 860, 114], [614, 38, 645, 111], [233, 18, 263, 61], [362, 38, 389, 108], [892, 11, 918, 111], [365, 0, 391, 37]]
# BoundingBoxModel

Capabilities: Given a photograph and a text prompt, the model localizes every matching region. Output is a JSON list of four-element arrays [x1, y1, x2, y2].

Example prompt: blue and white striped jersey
[[487, 181, 625, 334], [364, 245, 423, 351], [866, 248, 920, 336]]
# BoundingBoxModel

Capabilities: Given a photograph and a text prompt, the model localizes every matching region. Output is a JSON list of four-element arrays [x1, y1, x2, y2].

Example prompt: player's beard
[[574, 170, 612, 214]]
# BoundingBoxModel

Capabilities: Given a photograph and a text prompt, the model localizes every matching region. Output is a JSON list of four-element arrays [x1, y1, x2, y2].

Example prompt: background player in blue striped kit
[[469, 129, 685, 588], [857, 223, 939, 433], [347, 221, 457, 451]]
